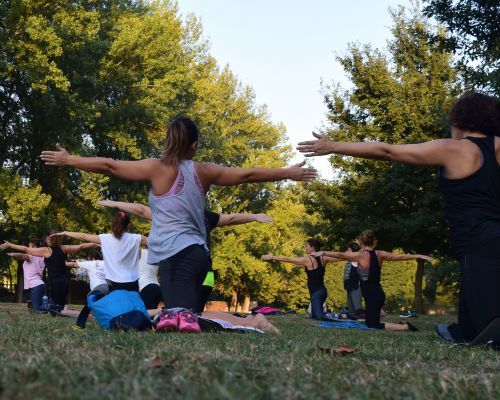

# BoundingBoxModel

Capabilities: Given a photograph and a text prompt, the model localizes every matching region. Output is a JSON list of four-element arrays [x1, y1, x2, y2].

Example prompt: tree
[[423, 0, 500, 95], [306, 6, 460, 312]]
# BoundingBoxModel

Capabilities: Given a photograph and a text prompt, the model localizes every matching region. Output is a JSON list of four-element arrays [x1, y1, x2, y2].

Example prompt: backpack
[[79, 290, 152, 331]]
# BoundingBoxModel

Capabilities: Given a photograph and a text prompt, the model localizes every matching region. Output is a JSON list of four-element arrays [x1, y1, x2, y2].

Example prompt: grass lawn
[[1, 303, 499, 400]]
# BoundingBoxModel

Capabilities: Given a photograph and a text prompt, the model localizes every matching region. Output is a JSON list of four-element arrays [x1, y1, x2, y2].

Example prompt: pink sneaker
[[178, 310, 200, 333], [155, 309, 179, 332]]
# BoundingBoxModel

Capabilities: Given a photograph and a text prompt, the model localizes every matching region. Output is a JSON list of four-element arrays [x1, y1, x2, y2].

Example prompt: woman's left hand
[[297, 132, 336, 157], [41, 144, 70, 166]]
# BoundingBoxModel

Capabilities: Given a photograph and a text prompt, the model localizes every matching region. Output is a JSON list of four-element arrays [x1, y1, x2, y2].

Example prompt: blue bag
[[86, 290, 152, 331]]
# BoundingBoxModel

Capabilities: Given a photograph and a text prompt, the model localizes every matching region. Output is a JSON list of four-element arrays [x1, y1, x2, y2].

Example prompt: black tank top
[[438, 136, 500, 256], [44, 246, 68, 281], [366, 250, 381, 285], [305, 256, 325, 293]]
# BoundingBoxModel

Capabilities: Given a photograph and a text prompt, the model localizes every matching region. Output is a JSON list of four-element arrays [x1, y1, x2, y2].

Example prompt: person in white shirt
[[52, 212, 147, 292], [66, 251, 108, 295]]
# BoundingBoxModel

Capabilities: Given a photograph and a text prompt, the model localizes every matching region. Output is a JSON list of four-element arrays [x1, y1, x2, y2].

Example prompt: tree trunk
[[16, 260, 24, 303], [414, 259, 425, 314], [240, 295, 251, 313], [230, 292, 238, 312]]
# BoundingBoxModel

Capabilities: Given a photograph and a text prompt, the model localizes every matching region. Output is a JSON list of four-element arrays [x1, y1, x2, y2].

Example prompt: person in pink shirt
[[7, 239, 46, 313]]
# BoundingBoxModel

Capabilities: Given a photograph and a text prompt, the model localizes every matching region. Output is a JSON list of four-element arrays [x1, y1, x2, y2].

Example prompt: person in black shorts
[[261, 238, 340, 320], [314, 230, 432, 331]]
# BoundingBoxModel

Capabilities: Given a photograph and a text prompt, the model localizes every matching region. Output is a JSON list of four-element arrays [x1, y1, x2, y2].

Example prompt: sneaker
[[400, 310, 417, 318], [48, 304, 64, 317], [155, 309, 179, 332], [178, 309, 200, 333]]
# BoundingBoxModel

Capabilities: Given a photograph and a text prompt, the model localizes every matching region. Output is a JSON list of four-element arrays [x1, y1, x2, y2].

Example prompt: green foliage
[[306, 6, 460, 310], [423, 0, 500, 95]]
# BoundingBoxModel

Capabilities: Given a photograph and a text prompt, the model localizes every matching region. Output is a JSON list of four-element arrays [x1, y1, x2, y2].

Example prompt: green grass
[[1, 303, 499, 400]]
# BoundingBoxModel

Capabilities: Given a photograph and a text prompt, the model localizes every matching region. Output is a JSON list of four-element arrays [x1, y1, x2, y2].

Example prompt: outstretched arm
[[322, 256, 343, 264], [62, 242, 99, 255], [312, 250, 363, 263], [217, 213, 273, 227], [41, 145, 157, 182], [52, 231, 101, 244], [197, 161, 317, 191], [65, 261, 80, 268], [0, 242, 51, 257], [297, 132, 464, 167], [377, 251, 433, 263], [261, 254, 307, 266], [6, 253, 30, 262], [97, 200, 152, 220]]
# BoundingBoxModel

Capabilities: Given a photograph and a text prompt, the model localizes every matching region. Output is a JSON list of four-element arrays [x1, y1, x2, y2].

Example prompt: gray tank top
[[147, 160, 207, 264]]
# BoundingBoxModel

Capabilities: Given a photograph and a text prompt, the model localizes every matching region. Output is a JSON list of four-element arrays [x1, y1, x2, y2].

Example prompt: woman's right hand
[[286, 161, 318, 182]]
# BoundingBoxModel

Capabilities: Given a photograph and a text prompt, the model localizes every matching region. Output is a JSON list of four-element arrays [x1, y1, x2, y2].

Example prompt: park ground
[[0, 303, 499, 400]]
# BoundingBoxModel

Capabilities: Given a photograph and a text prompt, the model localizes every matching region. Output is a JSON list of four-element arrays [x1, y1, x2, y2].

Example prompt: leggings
[[140, 283, 163, 309], [360, 281, 385, 329], [108, 280, 139, 292], [48, 278, 69, 307], [449, 246, 500, 342], [197, 285, 213, 313], [159, 244, 210, 311], [309, 286, 327, 320]]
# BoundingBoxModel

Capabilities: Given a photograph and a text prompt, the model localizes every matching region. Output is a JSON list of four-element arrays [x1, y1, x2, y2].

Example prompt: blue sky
[[176, 0, 411, 177]]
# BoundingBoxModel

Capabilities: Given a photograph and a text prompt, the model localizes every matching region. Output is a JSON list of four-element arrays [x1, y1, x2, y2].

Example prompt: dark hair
[[162, 117, 199, 164], [449, 93, 500, 137], [27, 238, 38, 247], [111, 212, 130, 239], [45, 230, 63, 247], [359, 230, 376, 246], [306, 238, 321, 252], [87, 250, 102, 260], [347, 242, 360, 252]]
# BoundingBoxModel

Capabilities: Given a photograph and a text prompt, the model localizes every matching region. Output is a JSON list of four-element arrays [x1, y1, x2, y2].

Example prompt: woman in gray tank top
[[41, 117, 317, 332]]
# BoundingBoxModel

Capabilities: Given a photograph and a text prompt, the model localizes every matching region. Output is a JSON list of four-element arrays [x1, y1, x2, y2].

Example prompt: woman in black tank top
[[299, 93, 500, 342], [261, 238, 340, 319], [316, 230, 432, 331], [1, 231, 98, 315]]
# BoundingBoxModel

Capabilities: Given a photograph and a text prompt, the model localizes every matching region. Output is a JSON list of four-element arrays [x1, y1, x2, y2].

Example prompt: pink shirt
[[23, 255, 45, 289]]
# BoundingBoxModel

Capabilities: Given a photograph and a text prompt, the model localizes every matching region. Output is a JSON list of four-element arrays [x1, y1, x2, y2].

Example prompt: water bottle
[[41, 295, 49, 311]]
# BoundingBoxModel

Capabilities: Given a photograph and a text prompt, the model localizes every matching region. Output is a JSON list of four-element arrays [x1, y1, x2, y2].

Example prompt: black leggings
[[159, 244, 210, 310], [449, 247, 500, 342], [197, 285, 213, 313], [140, 283, 163, 309], [360, 281, 385, 330], [48, 278, 69, 307], [108, 280, 139, 292]]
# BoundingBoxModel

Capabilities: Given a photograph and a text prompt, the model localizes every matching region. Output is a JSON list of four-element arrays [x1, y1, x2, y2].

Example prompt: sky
[[176, 0, 412, 178]]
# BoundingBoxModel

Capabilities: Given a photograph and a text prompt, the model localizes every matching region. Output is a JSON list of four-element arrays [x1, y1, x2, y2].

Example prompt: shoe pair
[[156, 309, 200, 333]]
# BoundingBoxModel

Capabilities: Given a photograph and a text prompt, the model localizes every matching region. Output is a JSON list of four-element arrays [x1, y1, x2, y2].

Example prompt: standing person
[[313, 230, 433, 331], [52, 212, 148, 292], [343, 242, 363, 314], [96, 199, 274, 312], [41, 117, 314, 334], [261, 239, 340, 320], [298, 92, 500, 342], [0, 234, 97, 315], [6, 239, 46, 313]]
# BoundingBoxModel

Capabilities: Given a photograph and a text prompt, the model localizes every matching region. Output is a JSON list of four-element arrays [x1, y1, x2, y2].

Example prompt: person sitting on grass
[[6, 239, 46, 313], [51, 212, 148, 293], [41, 116, 316, 333], [261, 239, 341, 320], [311, 230, 433, 331], [1, 233, 97, 316], [298, 92, 500, 342], [97, 199, 274, 313]]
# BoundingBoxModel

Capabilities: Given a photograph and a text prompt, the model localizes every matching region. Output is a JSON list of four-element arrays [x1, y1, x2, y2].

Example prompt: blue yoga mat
[[318, 321, 374, 330]]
